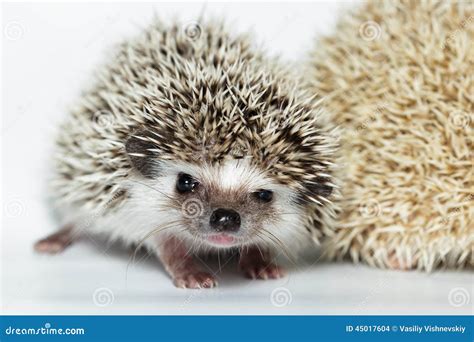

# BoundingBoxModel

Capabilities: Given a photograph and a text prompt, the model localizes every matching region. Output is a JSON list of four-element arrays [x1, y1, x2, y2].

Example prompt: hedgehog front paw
[[387, 253, 417, 270], [239, 247, 286, 280], [241, 263, 286, 280], [173, 272, 218, 289]]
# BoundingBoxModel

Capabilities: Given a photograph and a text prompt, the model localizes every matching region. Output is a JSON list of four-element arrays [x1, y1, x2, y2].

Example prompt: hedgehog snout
[[209, 208, 241, 233]]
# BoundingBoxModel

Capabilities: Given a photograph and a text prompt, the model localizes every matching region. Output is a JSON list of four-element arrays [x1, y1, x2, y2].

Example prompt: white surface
[[3, 240, 474, 315], [1, 1, 473, 315]]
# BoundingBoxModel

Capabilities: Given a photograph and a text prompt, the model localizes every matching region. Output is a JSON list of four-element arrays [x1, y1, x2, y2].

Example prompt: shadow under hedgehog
[[35, 19, 339, 288]]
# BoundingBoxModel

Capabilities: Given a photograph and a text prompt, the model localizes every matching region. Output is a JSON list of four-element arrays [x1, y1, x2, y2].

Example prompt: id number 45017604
[[346, 325, 393, 333]]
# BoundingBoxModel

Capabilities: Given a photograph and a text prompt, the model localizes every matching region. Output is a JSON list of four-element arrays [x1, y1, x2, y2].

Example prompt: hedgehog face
[[126, 157, 307, 250], [174, 159, 308, 249]]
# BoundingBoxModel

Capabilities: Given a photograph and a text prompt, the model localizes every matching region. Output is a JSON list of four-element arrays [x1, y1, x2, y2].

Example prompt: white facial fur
[[83, 158, 309, 255]]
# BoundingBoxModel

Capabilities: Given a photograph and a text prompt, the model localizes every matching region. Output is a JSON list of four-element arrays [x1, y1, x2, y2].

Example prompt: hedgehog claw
[[173, 272, 218, 289], [242, 264, 285, 280], [387, 253, 417, 270], [239, 247, 285, 280]]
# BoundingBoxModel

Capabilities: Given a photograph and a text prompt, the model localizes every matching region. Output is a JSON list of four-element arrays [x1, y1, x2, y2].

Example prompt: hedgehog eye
[[176, 173, 199, 193], [253, 189, 273, 203]]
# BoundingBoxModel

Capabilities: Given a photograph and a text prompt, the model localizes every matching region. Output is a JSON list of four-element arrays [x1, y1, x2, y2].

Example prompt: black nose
[[209, 208, 241, 232]]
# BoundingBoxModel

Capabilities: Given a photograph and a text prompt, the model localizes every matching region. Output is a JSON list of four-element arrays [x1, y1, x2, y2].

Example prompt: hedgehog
[[306, 0, 473, 271], [34, 19, 339, 288]]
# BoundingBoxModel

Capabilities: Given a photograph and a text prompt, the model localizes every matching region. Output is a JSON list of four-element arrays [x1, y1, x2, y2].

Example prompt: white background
[[1, 1, 473, 315]]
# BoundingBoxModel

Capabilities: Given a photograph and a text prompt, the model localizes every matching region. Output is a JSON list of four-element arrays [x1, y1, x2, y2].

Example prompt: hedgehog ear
[[125, 130, 158, 178], [298, 180, 333, 205]]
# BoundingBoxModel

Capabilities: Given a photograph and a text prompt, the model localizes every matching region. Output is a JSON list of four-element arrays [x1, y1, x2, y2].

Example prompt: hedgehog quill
[[35, 20, 338, 288]]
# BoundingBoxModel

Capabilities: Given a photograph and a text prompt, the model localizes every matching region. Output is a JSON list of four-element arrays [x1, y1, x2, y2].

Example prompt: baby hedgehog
[[35, 20, 338, 288]]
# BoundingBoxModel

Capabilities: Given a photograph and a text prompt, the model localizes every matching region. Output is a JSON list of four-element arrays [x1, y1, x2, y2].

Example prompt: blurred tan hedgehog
[[34, 19, 339, 288], [307, 0, 473, 271]]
